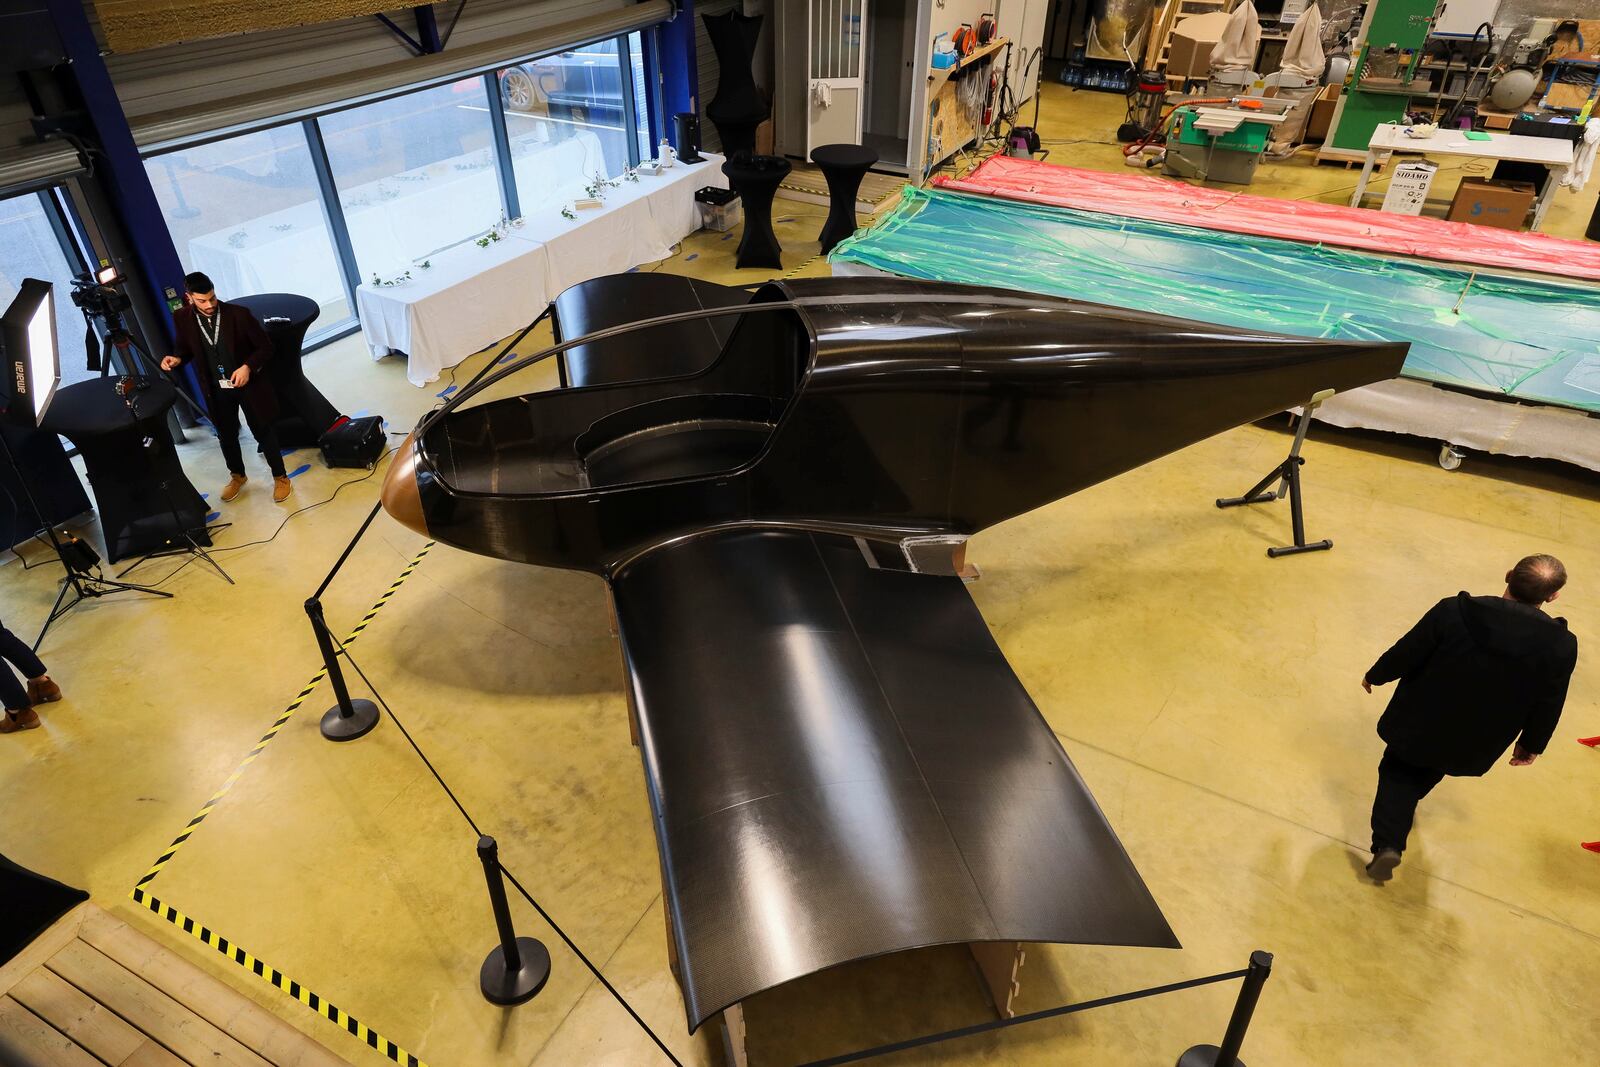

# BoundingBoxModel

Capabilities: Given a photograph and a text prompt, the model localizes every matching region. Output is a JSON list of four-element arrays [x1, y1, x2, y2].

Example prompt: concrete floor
[[3, 83, 1598, 1066]]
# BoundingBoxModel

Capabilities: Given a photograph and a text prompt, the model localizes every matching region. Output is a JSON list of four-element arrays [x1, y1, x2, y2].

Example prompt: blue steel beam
[[45, 0, 185, 349], [655, 0, 698, 153]]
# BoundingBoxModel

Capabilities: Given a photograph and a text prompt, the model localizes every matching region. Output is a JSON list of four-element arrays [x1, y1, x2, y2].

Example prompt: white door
[[806, 0, 868, 153]]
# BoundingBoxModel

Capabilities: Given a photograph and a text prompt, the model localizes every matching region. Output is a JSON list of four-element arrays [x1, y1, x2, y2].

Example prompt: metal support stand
[[305, 597, 379, 742], [1216, 391, 1334, 558], [1176, 950, 1273, 1067], [0, 429, 171, 650], [476, 835, 551, 1005]]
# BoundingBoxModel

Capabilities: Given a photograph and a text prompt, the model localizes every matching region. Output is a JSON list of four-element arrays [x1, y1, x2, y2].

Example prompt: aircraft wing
[[610, 527, 1178, 1031]]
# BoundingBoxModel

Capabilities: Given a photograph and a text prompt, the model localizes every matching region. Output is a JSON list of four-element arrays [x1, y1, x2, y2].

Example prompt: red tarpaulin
[[934, 156, 1600, 282]]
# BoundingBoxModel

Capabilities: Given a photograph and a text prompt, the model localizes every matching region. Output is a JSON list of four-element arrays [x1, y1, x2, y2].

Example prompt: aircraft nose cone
[[381, 430, 428, 537]]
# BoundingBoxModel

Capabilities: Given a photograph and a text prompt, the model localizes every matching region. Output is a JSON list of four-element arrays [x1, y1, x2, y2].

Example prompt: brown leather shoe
[[221, 474, 248, 502], [26, 677, 61, 704], [0, 707, 40, 733], [273, 476, 293, 503]]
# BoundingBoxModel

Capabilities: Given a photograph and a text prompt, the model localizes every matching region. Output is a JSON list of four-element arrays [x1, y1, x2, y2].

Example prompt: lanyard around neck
[[198, 308, 222, 348]]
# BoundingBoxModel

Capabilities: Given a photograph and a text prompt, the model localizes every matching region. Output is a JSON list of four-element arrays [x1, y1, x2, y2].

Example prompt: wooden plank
[[82, 910, 351, 1066], [46, 939, 273, 1067], [0, 902, 85, 997], [719, 1003, 748, 1067], [119, 1041, 189, 1067], [78, 909, 349, 1067], [0, 994, 101, 1067], [9, 967, 146, 1065], [969, 942, 1025, 1019]]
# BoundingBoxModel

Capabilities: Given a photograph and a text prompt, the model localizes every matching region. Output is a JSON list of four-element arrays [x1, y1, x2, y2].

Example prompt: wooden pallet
[[0, 904, 349, 1067], [1314, 146, 1386, 169]]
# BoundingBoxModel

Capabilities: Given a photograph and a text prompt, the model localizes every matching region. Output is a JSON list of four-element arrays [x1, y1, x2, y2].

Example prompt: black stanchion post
[[1176, 950, 1273, 1067], [476, 835, 551, 1005], [304, 597, 380, 742]]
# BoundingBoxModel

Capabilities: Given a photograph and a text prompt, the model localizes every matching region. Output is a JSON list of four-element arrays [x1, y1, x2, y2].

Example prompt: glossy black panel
[[393, 276, 1406, 573], [553, 273, 749, 387], [613, 529, 1177, 1031]]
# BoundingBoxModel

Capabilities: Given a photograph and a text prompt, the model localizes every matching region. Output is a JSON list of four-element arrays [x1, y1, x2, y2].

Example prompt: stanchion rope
[[331, 633, 685, 1067]]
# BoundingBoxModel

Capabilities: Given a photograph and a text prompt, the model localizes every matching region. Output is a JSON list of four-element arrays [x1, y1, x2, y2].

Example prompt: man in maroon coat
[[160, 272, 292, 502]]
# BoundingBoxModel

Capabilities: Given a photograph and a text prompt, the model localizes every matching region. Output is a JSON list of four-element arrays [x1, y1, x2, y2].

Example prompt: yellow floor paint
[[3, 82, 1598, 1065]]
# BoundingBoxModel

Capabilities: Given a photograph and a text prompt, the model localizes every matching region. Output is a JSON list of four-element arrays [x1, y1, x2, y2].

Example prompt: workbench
[[1348, 125, 1575, 230]]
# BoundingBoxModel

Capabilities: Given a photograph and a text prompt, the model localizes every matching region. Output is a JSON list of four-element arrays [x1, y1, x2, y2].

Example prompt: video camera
[[68, 269, 131, 321]]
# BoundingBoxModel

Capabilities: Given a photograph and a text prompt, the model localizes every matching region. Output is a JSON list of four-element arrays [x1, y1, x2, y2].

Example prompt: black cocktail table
[[811, 143, 879, 254], [42, 377, 210, 563], [722, 155, 792, 270]]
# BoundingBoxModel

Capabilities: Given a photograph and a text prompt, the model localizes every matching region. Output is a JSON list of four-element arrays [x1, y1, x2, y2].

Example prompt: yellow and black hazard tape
[[130, 540, 435, 1066], [129, 887, 426, 1067], [781, 252, 827, 280], [135, 543, 433, 888]]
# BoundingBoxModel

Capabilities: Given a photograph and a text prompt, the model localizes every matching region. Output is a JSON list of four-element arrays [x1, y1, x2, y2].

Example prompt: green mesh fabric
[[832, 186, 1600, 413]]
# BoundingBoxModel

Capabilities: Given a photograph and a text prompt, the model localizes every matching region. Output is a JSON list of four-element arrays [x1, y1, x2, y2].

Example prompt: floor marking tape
[[128, 541, 436, 1066], [782, 252, 826, 279], [135, 542, 433, 888], [130, 887, 427, 1067]]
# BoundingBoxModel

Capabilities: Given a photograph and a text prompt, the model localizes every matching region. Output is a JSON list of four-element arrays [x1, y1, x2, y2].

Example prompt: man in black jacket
[[1362, 555, 1578, 882]]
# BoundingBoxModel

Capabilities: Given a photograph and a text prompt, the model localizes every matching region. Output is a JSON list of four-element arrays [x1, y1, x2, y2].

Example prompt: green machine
[[1164, 102, 1292, 184], [1323, 0, 1439, 160]]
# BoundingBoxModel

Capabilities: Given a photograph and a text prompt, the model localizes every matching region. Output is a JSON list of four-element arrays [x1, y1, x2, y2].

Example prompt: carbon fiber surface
[[610, 528, 1179, 1031]]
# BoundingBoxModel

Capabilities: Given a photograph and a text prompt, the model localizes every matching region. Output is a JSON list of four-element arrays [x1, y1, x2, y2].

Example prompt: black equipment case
[[319, 415, 386, 469]]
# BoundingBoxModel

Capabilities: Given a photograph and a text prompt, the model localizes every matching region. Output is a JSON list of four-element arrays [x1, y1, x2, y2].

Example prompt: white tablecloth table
[[184, 134, 604, 313], [358, 153, 726, 386], [355, 233, 553, 386], [1349, 126, 1575, 230]]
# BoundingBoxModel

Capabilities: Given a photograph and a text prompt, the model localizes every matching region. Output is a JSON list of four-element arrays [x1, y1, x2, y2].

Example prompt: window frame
[[135, 30, 658, 356]]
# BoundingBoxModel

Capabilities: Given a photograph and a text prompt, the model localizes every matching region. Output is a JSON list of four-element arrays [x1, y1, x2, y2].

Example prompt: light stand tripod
[[0, 428, 171, 651], [1216, 389, 1336, 559]]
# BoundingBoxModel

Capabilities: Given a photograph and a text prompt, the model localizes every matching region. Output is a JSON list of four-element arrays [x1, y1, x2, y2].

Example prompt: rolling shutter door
[[95, 0, 674, 150]]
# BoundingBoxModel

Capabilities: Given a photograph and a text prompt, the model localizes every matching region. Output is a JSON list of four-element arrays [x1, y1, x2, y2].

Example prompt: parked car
[[500, 43, 626, 129]]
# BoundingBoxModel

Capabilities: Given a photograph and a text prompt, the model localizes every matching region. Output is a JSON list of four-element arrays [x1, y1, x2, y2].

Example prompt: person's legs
[[240, 402, 287, 478], [0, 624, 46, 682], [0, 662, 28, 711], [1371, 750, 1447, 854], [210, 393, 246, 476]]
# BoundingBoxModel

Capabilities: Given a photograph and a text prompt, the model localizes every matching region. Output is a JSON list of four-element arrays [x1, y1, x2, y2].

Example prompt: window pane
[[145, 126, 352, 328], [0, 192, 92, 389], [318, 79, 502, 277], [500, 41, 632, 218], [628, 31, 652, 162]]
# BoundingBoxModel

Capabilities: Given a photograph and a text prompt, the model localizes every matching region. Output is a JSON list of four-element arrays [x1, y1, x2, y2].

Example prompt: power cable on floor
[[331, 634, 686, 1067]]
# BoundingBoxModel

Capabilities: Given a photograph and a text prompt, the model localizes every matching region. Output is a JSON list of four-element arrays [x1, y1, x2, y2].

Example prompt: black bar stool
[[722, 154, 792, 270], [811, 143, 879, 254]]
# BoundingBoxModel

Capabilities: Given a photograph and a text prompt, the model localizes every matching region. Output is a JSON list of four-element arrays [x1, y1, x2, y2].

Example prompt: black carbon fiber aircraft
[[381, 273, 1405, 1033]]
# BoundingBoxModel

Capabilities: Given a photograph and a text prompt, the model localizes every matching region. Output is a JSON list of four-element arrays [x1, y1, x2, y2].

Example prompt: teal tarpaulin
[[831, 186, 1600, 413]]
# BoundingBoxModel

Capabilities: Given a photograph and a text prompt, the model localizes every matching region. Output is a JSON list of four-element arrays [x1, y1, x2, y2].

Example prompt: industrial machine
[[1163, 99, 1292, 183]]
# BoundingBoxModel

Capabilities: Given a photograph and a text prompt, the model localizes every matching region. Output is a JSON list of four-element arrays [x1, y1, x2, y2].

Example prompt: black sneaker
[[1366, 848, 1401, 883]]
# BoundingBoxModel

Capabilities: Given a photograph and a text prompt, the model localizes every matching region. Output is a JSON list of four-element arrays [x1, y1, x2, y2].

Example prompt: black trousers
[[210, 390, 285, 478], [0, 624, 46, 711], [1370, 749, 1446, 854]]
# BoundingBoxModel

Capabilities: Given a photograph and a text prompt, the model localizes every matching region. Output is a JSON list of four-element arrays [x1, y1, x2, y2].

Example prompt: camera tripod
[[0, 428, 170, 651]]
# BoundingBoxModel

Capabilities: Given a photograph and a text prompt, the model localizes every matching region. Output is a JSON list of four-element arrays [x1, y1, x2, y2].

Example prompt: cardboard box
[[1167, 11, 1232, 79], [1304, 85, 1340, 142], [1447, 177, 1536, 230]]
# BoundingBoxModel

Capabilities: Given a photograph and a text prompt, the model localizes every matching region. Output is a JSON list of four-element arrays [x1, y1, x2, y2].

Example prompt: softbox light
[[1, 278, 59, 429]]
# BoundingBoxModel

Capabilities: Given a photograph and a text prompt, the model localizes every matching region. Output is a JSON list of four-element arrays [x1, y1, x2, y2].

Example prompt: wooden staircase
[[0, 904, 349, 1066]]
